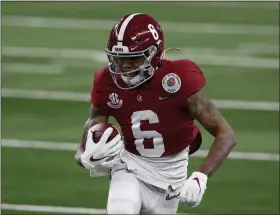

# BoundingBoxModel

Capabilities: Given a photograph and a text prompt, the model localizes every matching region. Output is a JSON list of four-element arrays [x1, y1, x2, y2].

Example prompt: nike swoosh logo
[[166, 193, 180, 201], [193, 177, 201, 192], [90, 156, 107, 162], [159, 96, 169, 100]]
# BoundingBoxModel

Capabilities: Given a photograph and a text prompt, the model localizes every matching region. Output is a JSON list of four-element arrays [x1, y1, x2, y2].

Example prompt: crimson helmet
[[105, 13, 164, 90]]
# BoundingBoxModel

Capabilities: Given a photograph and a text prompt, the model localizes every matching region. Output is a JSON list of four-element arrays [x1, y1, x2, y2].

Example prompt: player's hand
[[167, 172, 207, 207], [89, 155, 119, 177], [81, 127, 123, 169], [179, 172, 208, 207]]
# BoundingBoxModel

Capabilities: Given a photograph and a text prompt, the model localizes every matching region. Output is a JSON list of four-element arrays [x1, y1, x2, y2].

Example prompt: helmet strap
[[156, 47, 181, 69]]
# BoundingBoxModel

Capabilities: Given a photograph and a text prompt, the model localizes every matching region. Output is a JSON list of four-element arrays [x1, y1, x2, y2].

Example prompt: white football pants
[[106, 168, 180, 214]]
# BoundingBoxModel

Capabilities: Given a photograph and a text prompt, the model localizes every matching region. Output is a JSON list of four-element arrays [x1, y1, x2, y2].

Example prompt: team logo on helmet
[[162, 73, 181, 93]]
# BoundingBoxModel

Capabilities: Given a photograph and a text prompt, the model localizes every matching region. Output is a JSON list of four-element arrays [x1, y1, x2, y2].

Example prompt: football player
[[75, 13, 236, 214]]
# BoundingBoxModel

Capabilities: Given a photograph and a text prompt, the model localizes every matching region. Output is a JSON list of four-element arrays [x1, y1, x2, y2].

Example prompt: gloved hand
[[167, 171, 208, 207], [81, 126, 123, 170]]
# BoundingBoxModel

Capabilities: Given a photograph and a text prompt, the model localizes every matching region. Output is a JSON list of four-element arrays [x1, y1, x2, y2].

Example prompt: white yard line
[[238, 43, 279, 54], [2, 46, 279, 69], [1, 89, 90, 102], [2, 139, 279, 161], [181, 2, 279, 9], [2, 46, 100, 60], [1, 203, 106, 214], [1, 88, 279, 111], [2, 63, 63, 74], [2, 16, 278, 35], [0, 203, 190, 214], [167, 52, 278, 69]]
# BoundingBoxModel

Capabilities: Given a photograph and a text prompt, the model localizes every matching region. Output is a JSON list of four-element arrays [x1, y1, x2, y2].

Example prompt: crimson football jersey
[[90, 59, 206, 157]]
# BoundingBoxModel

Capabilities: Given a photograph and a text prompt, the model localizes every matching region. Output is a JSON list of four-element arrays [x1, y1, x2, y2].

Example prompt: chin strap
[[157, 47, 181, 69], [161, 47, 181, 60]]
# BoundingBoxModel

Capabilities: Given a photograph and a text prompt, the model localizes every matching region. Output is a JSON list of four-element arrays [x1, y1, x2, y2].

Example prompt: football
[[89, 122, 120, 143]]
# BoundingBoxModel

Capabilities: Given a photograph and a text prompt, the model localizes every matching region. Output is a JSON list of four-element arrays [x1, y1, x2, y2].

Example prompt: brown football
[[87, 122, 121, 162], [89, 122, 120, 143]]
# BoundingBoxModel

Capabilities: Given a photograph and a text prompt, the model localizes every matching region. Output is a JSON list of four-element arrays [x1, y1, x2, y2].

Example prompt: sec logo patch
[[162, 73, 181, 93]]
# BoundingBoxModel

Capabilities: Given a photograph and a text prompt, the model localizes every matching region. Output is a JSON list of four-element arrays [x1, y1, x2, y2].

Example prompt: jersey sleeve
[[90, 70, 101, 107], [90, 68, 110, 114], [178, 60, 206, 99]]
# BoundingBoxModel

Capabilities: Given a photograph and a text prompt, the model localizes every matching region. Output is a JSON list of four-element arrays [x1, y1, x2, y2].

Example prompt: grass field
[[1, 2, 279, 214]]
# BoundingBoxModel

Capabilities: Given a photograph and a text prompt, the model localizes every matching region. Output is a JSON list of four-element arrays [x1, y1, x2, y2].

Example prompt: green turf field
[[1, 2, 279, 214]]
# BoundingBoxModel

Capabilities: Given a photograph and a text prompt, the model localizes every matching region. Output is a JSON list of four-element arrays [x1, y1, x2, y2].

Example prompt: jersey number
[[148, 24, 159, 40], [131, 110, 164, 157]]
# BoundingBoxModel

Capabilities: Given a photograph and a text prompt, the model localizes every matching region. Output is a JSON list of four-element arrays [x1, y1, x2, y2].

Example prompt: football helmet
[[105, 13, 164, 90]]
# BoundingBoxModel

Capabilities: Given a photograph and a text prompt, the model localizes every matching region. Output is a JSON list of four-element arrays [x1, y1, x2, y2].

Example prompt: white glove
[[167, 171, 208, 208], [89, 155, 119, 177], [81, 126, 123, 170]]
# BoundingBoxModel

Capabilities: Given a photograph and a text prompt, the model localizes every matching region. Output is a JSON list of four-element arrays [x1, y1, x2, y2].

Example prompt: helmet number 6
[[148, 24, 159, 40]]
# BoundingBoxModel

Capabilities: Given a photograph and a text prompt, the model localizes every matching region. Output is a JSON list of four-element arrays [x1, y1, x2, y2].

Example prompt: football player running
[[75, 13, 236, 214]]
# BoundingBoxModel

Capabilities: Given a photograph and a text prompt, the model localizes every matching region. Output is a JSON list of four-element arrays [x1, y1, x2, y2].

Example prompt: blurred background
[[1, 2, 279, 214]]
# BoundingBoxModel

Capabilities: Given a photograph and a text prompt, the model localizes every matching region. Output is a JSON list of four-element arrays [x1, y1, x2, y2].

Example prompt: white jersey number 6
[[131, 110, 165, 157]]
